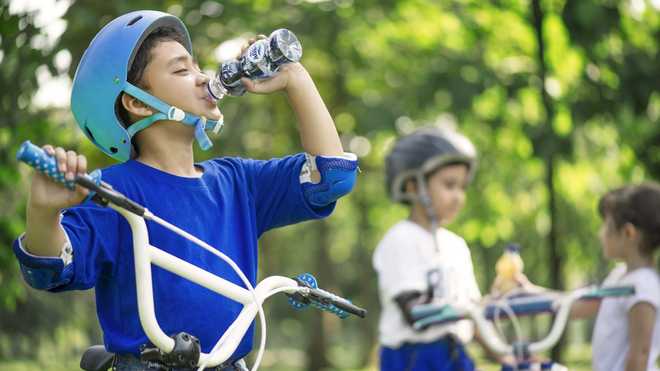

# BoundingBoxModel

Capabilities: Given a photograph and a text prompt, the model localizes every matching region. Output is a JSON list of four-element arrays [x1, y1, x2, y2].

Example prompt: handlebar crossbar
[[411, 285, 634, 358]]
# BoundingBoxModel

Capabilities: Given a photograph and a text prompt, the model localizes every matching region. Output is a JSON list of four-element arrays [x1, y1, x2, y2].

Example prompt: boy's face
[[141, 40, 222, 121], [426, 164, 469, 224]]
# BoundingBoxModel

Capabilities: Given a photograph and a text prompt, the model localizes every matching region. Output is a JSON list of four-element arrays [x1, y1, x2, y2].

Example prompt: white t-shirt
[[592, 264, 660, 371], [372, 220, 481, 348]]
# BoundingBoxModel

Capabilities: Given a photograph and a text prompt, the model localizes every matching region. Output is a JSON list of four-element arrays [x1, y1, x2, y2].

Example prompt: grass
[[0, 343, 603, 371]]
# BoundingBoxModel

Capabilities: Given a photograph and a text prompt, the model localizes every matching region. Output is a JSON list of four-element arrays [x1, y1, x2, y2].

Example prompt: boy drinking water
[[13, 10, 357, 370]]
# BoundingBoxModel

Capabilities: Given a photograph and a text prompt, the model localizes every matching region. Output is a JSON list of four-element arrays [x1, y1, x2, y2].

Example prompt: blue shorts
[[379, 337, 475, 371], [113, 354, 248, 371]]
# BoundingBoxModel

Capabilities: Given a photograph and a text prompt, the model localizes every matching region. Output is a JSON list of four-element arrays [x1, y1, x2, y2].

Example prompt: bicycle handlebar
[[412, 285, 634, 327], [16, 140, 99, 190], [411, 285, 634, 357], [17, 140, 147, 215], [288, 273, 367, 318]]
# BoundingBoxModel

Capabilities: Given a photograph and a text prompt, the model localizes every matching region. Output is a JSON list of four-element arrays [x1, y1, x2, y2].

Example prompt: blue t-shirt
[[13, 154, 334, 360]]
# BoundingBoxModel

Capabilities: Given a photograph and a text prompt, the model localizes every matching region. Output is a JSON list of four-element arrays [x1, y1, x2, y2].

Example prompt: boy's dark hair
[[598, 182, 660, 255], [115, 26, 187, 127]]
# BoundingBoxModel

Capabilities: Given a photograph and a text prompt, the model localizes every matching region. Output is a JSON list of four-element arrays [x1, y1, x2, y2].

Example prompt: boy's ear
[[121, 93, 154, 118], [404, 179, 418, 195]]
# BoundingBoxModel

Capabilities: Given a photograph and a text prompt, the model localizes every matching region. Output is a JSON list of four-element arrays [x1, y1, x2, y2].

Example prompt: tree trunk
[[531, 0, 565, 361], [305, 221, 331, 370]]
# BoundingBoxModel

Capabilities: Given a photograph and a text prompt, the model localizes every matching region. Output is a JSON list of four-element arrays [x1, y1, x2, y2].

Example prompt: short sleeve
[[624, 269, 660, 312], [373, 230, 427, 301], [242, 154, 335, 235]]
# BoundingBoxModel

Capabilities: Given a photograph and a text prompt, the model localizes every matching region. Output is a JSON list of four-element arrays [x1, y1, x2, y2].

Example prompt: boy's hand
[[28, 145, 89, 213], [239, 36, 311, 95]]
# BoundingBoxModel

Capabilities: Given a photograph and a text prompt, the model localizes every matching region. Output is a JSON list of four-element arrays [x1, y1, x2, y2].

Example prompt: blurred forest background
[[0, 0, 658, 370]]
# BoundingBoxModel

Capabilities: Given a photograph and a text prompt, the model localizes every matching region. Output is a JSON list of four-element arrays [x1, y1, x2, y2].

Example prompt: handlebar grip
[[584, 285, 635, 300], [16, 140, 101, 190], [330, 295, 367, 318], [288, 273, 367, 319], [412, 305, 463, 330], [411, 303, 446, 321], [310, 287, 367, 318]]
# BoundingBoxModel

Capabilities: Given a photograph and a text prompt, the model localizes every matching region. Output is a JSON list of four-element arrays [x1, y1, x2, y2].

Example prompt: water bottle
[[207, 28, 303, 99], [492, 243, 524, 295]]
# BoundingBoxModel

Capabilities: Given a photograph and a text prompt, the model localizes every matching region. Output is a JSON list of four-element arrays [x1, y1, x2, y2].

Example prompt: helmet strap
[[127, 113, 167, 138], [193, 116, 212, 150], [415, 172, 439, 232], [123, 82, 223, 151]]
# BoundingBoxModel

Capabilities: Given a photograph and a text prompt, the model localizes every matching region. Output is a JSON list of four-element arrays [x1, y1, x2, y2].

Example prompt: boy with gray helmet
[[373, 126, 481, 370], [12, 10, 358, 370]]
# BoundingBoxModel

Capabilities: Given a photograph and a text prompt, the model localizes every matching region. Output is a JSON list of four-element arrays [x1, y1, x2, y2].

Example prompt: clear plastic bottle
[[207, 28, 303, 99]]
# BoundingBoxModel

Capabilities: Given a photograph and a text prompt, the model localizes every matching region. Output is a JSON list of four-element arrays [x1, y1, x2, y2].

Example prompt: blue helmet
[[71, 10, 223, 162]]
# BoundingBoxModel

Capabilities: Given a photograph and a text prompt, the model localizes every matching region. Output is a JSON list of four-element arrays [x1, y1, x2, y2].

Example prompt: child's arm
[[570, 300, 600, 319], [241, 62, 343, 157], [625, 302, 656, 371], [23, 145, 88, 257]]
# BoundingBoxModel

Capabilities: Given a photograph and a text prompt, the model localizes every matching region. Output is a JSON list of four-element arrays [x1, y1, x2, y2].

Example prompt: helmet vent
[[84, 126, 96, 142], [127, 16, 143, 26]]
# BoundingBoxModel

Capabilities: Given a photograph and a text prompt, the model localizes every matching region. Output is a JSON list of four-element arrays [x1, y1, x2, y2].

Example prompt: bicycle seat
[[80, 345, 114, 371]]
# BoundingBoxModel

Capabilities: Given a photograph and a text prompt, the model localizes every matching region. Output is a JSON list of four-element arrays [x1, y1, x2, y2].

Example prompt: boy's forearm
[[286, 65, 343, 156], [24, 203, 67, 257]]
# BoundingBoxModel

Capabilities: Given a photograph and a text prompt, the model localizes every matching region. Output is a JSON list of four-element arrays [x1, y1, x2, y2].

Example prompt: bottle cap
[[505, 243, 521, 253]]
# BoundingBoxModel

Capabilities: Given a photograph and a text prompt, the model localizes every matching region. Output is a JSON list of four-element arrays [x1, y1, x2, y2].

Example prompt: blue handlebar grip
[[16, 140, 101, 191], [585, 285, 635, 300], [288, 273, 350, 319]]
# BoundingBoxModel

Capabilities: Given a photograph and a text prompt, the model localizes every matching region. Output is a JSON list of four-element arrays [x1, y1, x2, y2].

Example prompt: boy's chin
[[188, 108, 222, 122], [439, 211, 459, 224], [205, 108, 223, 121]]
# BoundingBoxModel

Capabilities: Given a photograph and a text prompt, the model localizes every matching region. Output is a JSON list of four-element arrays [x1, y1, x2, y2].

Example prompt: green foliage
[[0, 0, 657, 369]]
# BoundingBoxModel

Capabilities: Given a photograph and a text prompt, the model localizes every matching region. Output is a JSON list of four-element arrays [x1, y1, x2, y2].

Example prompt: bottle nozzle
[[207, 81, 226, 101], [505, 243, 521, 254]]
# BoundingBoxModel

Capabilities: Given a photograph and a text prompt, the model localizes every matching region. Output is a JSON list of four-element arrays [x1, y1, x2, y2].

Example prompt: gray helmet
[[385, 127, 477, 203]]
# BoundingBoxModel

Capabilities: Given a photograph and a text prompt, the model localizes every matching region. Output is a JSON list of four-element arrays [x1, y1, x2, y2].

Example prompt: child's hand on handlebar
[[28, 145, 89, 212]]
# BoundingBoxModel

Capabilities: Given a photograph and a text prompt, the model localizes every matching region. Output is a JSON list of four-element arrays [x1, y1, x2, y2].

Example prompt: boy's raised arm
[[241, 62, 344, 157]]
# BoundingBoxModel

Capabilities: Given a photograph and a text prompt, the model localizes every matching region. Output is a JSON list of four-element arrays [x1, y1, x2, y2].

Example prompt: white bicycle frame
[[412, 285, 634, 369], [111, 204, 303, 369], [463, 288, 587, 357]]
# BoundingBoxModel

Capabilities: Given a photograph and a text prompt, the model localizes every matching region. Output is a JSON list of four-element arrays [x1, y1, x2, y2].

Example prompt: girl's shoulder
[[625, 266, 660, 287], [607, 264, 660, 284], [620, 266, 660, 309]]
